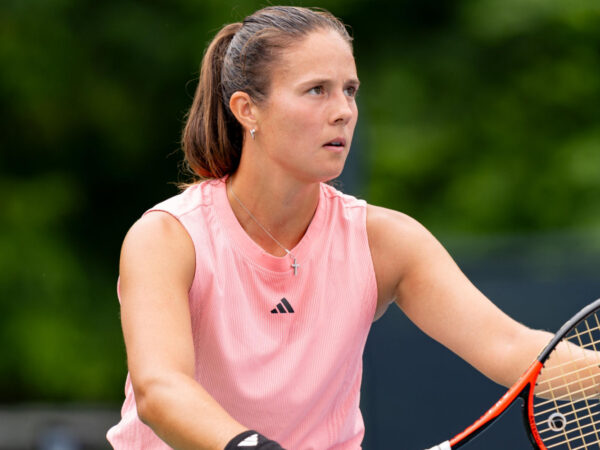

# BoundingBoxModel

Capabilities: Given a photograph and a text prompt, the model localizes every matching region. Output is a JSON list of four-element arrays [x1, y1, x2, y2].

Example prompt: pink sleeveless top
[[107, 179, 377, 449]]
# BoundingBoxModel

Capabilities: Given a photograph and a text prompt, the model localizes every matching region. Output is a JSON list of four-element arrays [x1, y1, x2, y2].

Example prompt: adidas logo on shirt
[[271, 298, 294, 314]]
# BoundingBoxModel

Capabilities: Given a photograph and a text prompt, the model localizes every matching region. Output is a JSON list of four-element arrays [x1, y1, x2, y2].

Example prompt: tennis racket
[[426, 297, 600, 450]]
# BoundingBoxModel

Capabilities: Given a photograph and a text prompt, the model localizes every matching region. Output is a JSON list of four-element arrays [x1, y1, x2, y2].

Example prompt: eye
[[308, 86, 324, 95], [344, 85, 358, 98]]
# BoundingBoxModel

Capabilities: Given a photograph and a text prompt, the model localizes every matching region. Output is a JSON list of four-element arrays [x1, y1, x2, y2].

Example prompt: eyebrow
[[298, 77, 361, 89]]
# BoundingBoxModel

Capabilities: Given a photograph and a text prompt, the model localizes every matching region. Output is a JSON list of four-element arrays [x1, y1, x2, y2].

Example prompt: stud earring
[[250, 128, 256, 140]]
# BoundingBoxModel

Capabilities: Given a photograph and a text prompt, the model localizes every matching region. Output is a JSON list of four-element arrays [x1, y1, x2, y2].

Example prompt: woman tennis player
[[106, 6, 591, 449]]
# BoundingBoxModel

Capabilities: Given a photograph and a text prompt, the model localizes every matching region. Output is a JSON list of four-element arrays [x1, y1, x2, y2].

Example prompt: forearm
[[135, 372, 248, 450], [485, 327, 553, 388]]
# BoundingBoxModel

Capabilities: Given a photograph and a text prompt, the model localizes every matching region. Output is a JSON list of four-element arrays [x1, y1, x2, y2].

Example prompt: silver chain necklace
[[228, 179, 300, 276]]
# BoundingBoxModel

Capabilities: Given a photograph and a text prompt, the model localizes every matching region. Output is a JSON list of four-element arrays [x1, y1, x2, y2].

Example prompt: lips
[[323, 137, 347, 149]]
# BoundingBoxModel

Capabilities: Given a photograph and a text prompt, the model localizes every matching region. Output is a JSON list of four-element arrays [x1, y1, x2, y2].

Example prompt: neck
[[227, 172, 321, 257]]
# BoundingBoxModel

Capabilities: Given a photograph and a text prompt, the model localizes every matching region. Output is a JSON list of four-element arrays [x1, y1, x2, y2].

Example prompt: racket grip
[[424, 441, 451, 450]]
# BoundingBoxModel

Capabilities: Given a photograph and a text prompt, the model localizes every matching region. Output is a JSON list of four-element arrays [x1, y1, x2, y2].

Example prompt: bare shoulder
[[124, 211, 192, 247], [366, 204, 429, 241], [366, 204, 438, 262], [366, 204, 439, 317], [120, 211, 196, 289]]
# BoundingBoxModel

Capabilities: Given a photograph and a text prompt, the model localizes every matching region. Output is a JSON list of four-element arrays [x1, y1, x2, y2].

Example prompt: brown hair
[[181, 6, 353, 180]]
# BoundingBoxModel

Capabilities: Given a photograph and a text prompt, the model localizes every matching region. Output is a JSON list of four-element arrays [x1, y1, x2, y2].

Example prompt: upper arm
[[367, 205, 532, 386], [119, 211, 196, 393]]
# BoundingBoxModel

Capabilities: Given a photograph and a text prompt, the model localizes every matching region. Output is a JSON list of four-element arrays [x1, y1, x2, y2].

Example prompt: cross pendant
[[291, 257, 300, 276]]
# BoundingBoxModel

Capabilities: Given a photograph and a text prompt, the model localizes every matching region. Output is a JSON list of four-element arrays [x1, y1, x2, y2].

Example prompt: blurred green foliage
[[358, 0, 600, 233], [0, 0, 599, 403]]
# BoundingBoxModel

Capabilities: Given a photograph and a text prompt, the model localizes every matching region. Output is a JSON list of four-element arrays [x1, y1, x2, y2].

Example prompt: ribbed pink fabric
[[107, 179, 377, 450]]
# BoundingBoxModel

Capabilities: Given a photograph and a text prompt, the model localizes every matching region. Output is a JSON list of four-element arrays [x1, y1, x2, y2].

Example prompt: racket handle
[[424, 441, 451, 450]]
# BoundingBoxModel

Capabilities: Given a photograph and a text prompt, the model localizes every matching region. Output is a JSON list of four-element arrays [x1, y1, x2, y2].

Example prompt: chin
[[285, 156, 347, 184], [310, 164, 346, 184]]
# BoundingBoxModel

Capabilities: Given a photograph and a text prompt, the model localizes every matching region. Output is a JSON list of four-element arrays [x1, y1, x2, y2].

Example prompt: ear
[[229, 91, 258, 134]]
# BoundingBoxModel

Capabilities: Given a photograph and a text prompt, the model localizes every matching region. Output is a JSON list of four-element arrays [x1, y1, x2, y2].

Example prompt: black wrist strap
[[224, 430, 285, 450]]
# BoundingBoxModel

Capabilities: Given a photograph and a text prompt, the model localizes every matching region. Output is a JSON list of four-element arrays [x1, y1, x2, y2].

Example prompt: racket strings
[[548, 318, 600, 360], [572, 318, 600, 446], [535, 369, 600, 408], [533, 312, 600, 449], [536, 406, 600, 448], [536, 401, 600, 424], [537, 357, 600, 387], [539, 337, 600, 373], [542, 355, 595, 374], [545, 426, 600, 450], [542, 418, 600, 450], [537, 405, 600, 436]]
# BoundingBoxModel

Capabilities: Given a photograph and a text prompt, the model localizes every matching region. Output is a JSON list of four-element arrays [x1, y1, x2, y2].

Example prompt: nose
[[330, 91, 355, 125]]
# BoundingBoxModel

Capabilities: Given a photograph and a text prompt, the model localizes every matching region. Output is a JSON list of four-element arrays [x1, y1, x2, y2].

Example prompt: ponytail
[[182, 23, 243, 179]]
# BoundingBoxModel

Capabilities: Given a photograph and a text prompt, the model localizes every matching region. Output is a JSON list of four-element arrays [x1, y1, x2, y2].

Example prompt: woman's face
[[253, 29, 359, 184]]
